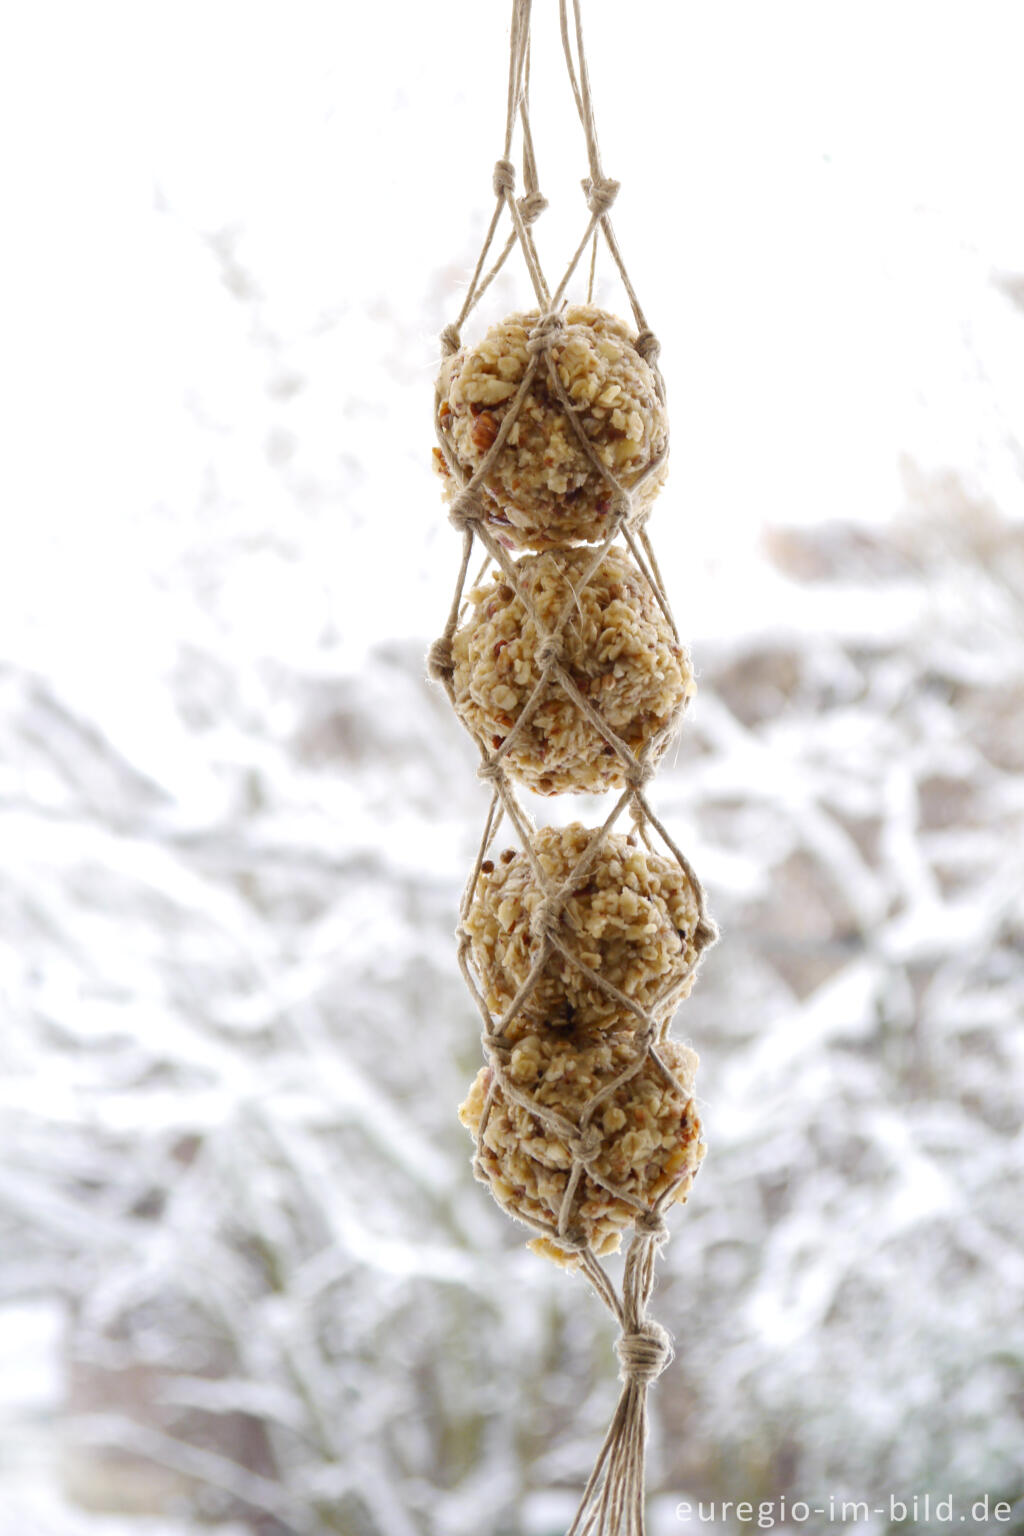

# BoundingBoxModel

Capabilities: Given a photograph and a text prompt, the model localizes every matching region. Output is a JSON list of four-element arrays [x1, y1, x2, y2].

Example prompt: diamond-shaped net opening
[[426, 4, 717, 1533]]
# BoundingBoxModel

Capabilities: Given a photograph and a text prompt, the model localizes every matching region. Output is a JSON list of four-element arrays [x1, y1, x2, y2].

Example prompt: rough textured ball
[[451, 545, 693, 795], [459, 1030, 703, 1266], [466, 823, 702, 1033], [434, 305, 668, 550]]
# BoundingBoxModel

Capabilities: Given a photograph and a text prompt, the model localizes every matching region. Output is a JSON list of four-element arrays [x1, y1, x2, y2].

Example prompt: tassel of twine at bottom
[[568, 1231, 674, 1536]]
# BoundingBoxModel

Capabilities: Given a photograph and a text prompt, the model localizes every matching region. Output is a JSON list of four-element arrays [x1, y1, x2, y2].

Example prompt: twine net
[[427, 4, 717, 1532]]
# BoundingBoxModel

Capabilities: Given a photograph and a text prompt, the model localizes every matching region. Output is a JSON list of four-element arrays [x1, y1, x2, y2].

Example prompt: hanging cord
[[442, 0, 549, 356], [557, 0, 655, 357], [430, 5, 711, 1533]]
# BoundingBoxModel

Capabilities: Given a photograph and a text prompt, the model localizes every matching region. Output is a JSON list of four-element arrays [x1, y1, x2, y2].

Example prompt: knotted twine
[[428, 5, 717, 1533]]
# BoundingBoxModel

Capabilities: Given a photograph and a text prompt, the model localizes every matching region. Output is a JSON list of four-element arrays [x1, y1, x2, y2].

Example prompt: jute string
[[429, 5, 715, 1532]]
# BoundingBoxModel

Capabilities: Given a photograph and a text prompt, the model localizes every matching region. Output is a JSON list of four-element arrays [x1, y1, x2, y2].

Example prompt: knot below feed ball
[[458, 1032, 704, 1266], [451, 545, 694, 795], [616, 1322, 673, 1385], [434, 304, 668, 550], [465, 822, 703, 1034]]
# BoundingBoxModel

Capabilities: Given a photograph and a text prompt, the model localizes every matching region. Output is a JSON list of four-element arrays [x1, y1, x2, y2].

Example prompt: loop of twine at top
[[615, 1321, 673, 1386]]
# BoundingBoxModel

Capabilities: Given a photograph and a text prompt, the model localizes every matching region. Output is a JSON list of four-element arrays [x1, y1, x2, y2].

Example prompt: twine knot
[[477, 759, 504, 786], [615, 1321, 673, 1386], [568, 1126, 602, 1162], [527, 311, 566, 356], [634, 328, 661, 365], [426, 636, 454, 682], [556, 1229, 588, 1255], [535, 633, 563, 671], [518, 190, 548, 226], [529, 895, 562, 945], [634, 1207, 669, 1241], [493, 158, 516, 196], [609, 488, 632, 524], [449, 485, 484, 531], [583, 175, 620, 217], [439, 323, 461, 358], [626, 757, 655, 791], [632, 1020, 657, 1053], [694, 916, 718, 952]]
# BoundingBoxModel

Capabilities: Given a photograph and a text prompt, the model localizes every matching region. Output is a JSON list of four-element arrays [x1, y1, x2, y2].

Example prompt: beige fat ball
[[466, 823, 702, 1034], [459, 1030, 704, 1266], [434, 305, 667, 551], [452, 544, 693, 795]]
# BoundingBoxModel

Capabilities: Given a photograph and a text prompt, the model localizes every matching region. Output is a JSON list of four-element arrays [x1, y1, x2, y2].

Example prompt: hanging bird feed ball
[[434, 304, 668, 550], [465, 823, 703, 1034], [459, 1029, 704, 1266], [451, 543, 693, 794]]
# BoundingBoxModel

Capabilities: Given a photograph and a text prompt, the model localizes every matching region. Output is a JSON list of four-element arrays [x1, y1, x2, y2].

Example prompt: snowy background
[[2, 2, 1023, 1533]]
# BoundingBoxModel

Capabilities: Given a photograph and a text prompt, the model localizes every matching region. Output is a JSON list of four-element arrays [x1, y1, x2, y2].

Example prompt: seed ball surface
[[452, 545, 693, 795], [459, 1031, 703, 1266], [466, 823, 702, 1033], [434, 304, 668, 550]]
